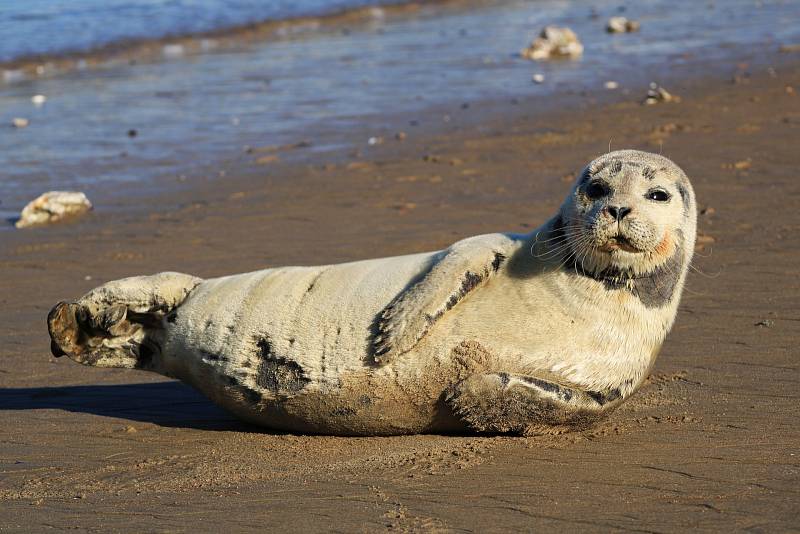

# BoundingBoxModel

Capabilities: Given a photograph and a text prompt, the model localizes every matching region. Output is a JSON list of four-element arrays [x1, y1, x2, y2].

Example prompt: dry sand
[[1, 64, 798, 531]]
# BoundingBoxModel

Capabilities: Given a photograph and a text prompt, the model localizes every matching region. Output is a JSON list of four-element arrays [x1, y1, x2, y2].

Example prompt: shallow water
[[0, 0, 407, 62], [0, 0, 798, 220]]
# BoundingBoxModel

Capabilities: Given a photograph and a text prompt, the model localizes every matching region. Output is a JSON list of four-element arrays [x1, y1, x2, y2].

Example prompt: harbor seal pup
[[48, 150, 696, 436]]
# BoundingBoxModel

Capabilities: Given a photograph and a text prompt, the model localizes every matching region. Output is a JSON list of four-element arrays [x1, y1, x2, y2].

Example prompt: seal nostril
[[606, 205, 631, 221]]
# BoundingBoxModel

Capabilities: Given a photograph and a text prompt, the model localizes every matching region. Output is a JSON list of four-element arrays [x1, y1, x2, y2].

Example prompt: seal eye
[[646, 189, 671, 202], [585, 181, 610, 200]]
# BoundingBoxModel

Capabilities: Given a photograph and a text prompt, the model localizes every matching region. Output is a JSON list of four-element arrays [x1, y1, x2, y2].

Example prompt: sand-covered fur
[[49, 150, 696, 436]]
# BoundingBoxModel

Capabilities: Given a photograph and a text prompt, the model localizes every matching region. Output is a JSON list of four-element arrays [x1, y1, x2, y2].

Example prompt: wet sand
[[1, 62, 799, 530]]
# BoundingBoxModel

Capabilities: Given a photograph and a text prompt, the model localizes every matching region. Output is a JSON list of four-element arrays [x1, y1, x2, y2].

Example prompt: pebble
[[367, 136, 383, 146], [532, 73, 546, 84], [395, 131, 406, 140], [31, 94, 47, 106], [606, 17, 641, 33], [604, 81, 619, 90], [15, 191, 93, 228], [521, 26, 583, 61], [11, 117, 29, 128]]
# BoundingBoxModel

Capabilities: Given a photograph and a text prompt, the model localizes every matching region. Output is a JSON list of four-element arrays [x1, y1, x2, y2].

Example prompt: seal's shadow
[[0, 381, 259, 432]]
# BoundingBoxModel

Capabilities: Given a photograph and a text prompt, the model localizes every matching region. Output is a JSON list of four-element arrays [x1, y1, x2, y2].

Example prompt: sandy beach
[[1, 46, 798, 530]]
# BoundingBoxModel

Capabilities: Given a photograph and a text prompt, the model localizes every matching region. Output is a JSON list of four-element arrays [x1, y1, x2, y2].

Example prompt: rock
[[607, 17, 640, 33], [367, 136, 383, 146], [604, 81, 619, 90], [31, 94, 47, 106], [643, 82, 680, 105], [15, 191, 92, 228], [521, 26, 583, 61], [532, 73, 545, 84], [11, 117, 29, 128]]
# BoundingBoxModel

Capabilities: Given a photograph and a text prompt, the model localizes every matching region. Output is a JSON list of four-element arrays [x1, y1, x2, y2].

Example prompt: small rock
[[15, 191, 93, 229], [127, 129, 138, 138], [31, 94, 47, 106], [124, 425, 138, 433], [521, 26, 583, 61], [532, 73, 545, 84], [11, 117, 29, 128], [367, 136, 383, 146], [606, 17, 640, 33], [786, 85, 796, 95], [643, 82, 680, 105], [754, 319, 774, 328], [395, 131, 406, 141], [604, 81, 619, 90]]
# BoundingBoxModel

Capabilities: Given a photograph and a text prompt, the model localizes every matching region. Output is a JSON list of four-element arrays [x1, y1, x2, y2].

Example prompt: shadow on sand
[[0, 381, 258, 432]]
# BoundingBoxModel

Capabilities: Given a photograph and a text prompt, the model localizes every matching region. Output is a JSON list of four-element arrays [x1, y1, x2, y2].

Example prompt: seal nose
[[606, 205, 631, 221]]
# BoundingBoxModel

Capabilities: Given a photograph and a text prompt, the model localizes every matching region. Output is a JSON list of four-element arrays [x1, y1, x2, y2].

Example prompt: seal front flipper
[[372, 234, 517, 364], [48, 272, 201, 369], [445, 373, 624, 435]]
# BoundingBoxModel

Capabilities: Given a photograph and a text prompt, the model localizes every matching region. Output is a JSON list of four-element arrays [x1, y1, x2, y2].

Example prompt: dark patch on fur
[[255, 337, 309, 396], [446, 271, 484, 311], [491, 252, 506, 272], [518, 376, 573, 402], [565, 230, 686, 308], [642, 166, 656, 180], [200, 350, 227, 362], [676, 182, 690, 214], [166, 312, 178, 324], [611, 160, 623, 174], [587, 388, 622, 406]]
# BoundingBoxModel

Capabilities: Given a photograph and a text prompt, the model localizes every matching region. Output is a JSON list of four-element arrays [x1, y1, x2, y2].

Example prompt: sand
[[1, 64, 798, 531]]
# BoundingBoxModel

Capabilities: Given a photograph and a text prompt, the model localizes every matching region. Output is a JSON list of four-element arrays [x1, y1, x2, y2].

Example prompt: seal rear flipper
[[373, 234, 517, 364], [47, 272, 201, 369], [445, 372, 623, 435]]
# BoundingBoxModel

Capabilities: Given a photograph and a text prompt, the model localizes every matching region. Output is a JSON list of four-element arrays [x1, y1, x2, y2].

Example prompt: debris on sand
[[11, 117, 29, 128], [606, 17, 640, 33], [15, 191, 92, 228], [643, 82, 680, 105], [521, 26, 583, 61]]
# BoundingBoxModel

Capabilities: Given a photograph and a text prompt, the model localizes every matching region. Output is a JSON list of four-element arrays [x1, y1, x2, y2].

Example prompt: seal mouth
[[598, 235, 642, 254]]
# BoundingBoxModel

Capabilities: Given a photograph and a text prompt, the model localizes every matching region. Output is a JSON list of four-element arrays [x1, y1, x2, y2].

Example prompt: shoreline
[[0, 0, 477, 82]]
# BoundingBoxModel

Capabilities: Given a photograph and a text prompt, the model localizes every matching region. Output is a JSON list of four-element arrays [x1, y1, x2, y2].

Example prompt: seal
[[47, 150, 696, 436]]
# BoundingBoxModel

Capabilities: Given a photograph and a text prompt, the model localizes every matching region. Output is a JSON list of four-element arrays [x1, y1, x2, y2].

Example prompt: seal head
[[558, 150, 696, 293]]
